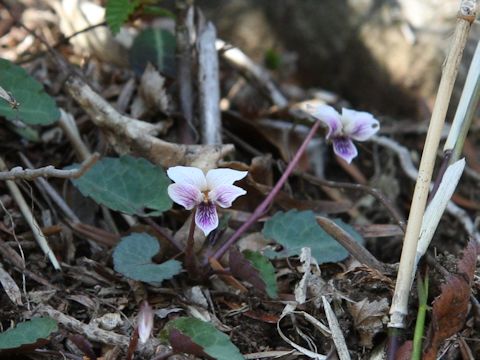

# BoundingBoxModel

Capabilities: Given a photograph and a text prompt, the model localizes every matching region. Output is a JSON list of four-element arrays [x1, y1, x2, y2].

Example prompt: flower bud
[[137, 301, 154, 344]]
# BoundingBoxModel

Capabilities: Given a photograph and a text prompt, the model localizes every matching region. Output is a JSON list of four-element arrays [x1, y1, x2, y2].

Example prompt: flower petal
[[195, 202, 219, 236], [205, 168, 248, 190], [168, 183, 203, 210], [332, 137, 358, 164], [167, 166, 207, 191], [308, 104, 342, 138], [209, 184, 246, 208], [341, 108, 379, 141]]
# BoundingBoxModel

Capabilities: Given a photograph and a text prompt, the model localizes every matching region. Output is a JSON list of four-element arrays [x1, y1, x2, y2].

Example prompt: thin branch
[[0, 238, 58, 289], [65, 74, 233, 169], [33, 305, 168, 358], [0, 156, 61, 270], [198, 22, 222, 144], [316, 216, 390, 274], [18, 153, 80, 224], [0, 153, 99, 181], [58, 109, 91, 160], [297, 171, 406, 232], [144, 218, 184, 252], [216, 39, 288, 108], [61, 22, 107, 44], [175, 0, 196, 144]]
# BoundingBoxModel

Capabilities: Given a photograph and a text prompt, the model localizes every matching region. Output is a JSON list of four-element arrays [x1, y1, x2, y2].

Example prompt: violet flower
[[309, 105, 380, 163], [167, 166, 248, 236]]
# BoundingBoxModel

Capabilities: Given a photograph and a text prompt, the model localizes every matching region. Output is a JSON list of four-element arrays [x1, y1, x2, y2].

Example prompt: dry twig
[[0, 156, 61, 270], [198, 22, 222, 145], [34, 305, 169, 358], [0, 153, 99, 181], [216, 39, 288, 108], [175, 0, 196, 143], [316, 216, 390, 274], [65, 74, 234, 170]]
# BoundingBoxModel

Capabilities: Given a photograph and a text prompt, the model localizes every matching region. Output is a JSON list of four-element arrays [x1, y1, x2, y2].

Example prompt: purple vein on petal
[[195, 202, 219, 236], [332, 136, 358, 164]]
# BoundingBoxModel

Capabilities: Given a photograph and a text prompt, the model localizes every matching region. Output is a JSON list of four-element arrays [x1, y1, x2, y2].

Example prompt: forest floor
[[0, 1, 479, 360]]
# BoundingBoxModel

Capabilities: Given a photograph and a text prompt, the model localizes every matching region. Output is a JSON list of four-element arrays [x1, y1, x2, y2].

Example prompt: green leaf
[[242, 250, 278, 298], [70, 155, 172, 216], [229, 248, 277, 298], [167, 317, 244, 360], [113, 233, 182, 285], [0, 58, 59, 125], [264, 48, 282, 70], [262, 210, 364, 264], [105, 0, 140, 35], [129, 28, 176, 77], [142, 6, 175, 18], [0, 317, 57, 350]]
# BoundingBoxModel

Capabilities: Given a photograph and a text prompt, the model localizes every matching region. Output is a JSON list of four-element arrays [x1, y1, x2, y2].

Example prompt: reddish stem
[[126, 327, 139, 360], [185, 209, 197, 274], [210, 120, 322, 261]]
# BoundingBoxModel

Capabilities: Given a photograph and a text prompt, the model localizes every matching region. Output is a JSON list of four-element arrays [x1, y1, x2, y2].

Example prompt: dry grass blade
[[322, 296, 351, 360]]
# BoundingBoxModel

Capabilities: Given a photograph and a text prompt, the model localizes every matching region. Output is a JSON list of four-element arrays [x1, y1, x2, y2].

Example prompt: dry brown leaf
[[347, 298, 389, 348], [423, 239, 478, 360], [131, 63, 171, 118]]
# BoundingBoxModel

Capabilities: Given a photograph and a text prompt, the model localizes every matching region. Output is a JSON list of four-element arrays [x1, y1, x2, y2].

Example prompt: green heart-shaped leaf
[[0, 58, 59, 125], [113, 233, 182, 285], [263, 210, 364, 264], [0, 317, 57, 351], [166, 317, 244, 360], [70, 155, 172, 216]]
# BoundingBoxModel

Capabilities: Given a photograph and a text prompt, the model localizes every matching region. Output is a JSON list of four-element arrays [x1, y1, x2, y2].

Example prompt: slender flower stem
[[210, 120, 322, 261], [185, 209, 197, 273], [145, 218, 183, 252]]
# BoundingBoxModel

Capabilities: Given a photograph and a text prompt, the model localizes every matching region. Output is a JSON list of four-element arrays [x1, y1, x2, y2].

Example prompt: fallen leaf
[[131, 63, 170, 118], [347, 298, 389, 348], [423, 239, 478, 360], [229, 247, 277, 298]]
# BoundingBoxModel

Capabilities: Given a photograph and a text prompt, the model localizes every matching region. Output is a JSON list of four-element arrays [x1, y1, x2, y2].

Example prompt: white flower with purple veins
[[167, 166, 248, 236], [310, 105, 380, 163]]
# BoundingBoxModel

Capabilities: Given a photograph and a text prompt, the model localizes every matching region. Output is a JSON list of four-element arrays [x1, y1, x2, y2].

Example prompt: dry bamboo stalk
[[388, 0, 477, 329]]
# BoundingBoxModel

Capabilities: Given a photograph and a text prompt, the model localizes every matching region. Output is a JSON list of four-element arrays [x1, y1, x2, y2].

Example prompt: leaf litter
[[0, 1, 479, 359]]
